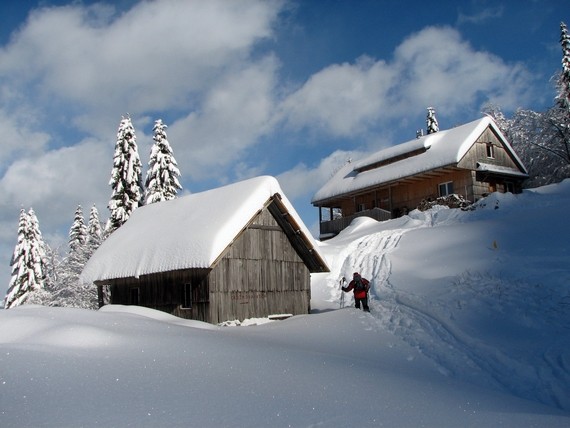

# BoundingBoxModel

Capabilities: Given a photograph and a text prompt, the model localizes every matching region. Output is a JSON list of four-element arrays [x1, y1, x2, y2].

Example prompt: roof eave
[[312, 163, 463, 206]]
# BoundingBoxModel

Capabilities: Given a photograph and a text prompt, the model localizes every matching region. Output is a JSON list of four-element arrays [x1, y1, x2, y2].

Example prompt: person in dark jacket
[[342, 272, 370, 312]]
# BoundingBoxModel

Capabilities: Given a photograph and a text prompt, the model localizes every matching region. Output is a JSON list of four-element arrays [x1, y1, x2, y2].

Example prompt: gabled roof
[[81, 176, 328, 283], [312, 116, 527, 204]]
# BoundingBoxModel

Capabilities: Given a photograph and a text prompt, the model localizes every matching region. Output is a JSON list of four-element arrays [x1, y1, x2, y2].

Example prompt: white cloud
[[280, 26, 536, 137], [392, 26, 534, 114], [457, 6, 504, 25], [0, 136, 113, 293], [0, 139, 110, 213], [0, 2, 542, 288], [168, 57, 279, 180], [277, 149, 362, 202], [0, 0, 283, 217], [0, 1, 286, 287], [277, 150, 369, 238], [0, 110, 51, 170], [280, 56, 396, 136], [0, 0, 284, 134]]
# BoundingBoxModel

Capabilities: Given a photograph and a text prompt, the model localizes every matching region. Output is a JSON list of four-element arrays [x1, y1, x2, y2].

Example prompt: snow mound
[[1, 181, 570, 426], [313, 179, 570, 411], [99, 304, 218, 330]]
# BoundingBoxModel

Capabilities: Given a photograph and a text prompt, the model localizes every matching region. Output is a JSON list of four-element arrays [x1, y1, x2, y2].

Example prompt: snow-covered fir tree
[[67, 205, 89, 273], [144, 119, 182, 204], [69, 205, 87, 254], [4, 209, 46, 308], [4, 209, 29, 308], [426, 107, 439, 134], [107, 115, 143, 233], [556, 22, 570, 112], [27, 205, 98, 310], [87, 204, 102, 249]]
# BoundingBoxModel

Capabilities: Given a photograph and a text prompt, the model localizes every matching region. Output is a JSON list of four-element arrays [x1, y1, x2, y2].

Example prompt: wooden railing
[[319, 207, 392, 238]]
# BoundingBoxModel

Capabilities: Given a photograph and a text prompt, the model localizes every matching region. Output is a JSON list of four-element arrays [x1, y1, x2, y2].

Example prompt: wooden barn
[[312, 116, 528, 239], [80, 176, 329, 324]]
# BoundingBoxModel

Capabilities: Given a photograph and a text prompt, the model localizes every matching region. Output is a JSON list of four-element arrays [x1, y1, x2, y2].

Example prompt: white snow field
[[1, 180, 570, 427]]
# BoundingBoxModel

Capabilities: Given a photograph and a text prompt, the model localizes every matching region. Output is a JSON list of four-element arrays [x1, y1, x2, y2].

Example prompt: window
[[332, 207, 342, 220], [438, 181, 454, 196], [357, 203, 366, 212], [486, 143, 495, 158], [130, 287, 140, 305], [182, 283, 192, 309]]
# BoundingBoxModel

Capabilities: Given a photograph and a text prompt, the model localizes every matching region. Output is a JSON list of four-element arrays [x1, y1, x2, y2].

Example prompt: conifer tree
[[4, 209, 46, 308], [69, 205, 87, 255], [107, 115, 143, 233], [556, 22, 570, 112], [87, 204, 102, 249], [426, 107, 439, 134], [145, 119, 182, 204], [66, 205, 89, 276], [33, 205, 98, 310]]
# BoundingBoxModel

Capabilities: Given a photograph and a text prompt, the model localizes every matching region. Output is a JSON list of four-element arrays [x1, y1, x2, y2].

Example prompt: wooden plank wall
[[208, 208, 311, 324], [459, 127, 521, 171], [339, 170, 474, 217], [459, 128, 526, 198], [100, 208, 312, 324], [395, 170, 474, 208], [104, 268, 210, 321]]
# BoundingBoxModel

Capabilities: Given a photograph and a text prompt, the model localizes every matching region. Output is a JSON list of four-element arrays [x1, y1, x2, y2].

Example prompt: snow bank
[[314, 179, 570, 411], [1, 180, 570, 426], [1, 305, 569, 427]]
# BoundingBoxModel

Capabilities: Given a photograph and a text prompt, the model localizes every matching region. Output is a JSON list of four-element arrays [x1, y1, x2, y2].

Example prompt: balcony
[[319, 207, 392, 240]]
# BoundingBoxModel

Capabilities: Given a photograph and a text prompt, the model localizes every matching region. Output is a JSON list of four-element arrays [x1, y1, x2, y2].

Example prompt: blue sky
[[0, 0, 566, 290]]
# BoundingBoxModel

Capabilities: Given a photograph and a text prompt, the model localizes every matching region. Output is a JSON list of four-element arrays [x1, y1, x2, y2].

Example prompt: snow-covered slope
[[313, 179, 570, 411], [1, 181, 569, 427]]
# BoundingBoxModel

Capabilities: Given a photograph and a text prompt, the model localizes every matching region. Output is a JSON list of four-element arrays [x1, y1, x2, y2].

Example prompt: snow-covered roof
[[312, 116, 526, 203], [476, 162, 528, 177], [81, 176, 326, 283]]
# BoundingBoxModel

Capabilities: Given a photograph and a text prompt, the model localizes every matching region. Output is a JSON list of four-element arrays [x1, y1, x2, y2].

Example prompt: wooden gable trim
[[268, 194, 329, 273], [456, 125, 528, 177], [209, 195, 329, 274], [471, 122, 527, 174], [487, 126, 528, 174]]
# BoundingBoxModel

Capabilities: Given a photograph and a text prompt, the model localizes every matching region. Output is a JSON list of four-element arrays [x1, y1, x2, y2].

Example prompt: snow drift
[[1, 180, 570, 427]]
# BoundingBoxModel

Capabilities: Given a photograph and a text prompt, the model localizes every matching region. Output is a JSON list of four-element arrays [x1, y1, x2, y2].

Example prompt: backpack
[[355, 277, 367, 292]]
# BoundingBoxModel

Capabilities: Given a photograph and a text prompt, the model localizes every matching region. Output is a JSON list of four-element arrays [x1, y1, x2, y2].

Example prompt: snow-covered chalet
[[312, 116, 528, 239], [81, 176, 329, 324]]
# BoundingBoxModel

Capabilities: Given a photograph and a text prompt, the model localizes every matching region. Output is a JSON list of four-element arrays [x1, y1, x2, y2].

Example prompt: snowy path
[[321, 224, 570, 410]]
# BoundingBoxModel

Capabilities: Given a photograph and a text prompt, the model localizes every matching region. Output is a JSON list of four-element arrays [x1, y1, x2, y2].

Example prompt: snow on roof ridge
[[353, 116, 490, 172], [312, 116, 500, 203], [81, 175, 320, 283]]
